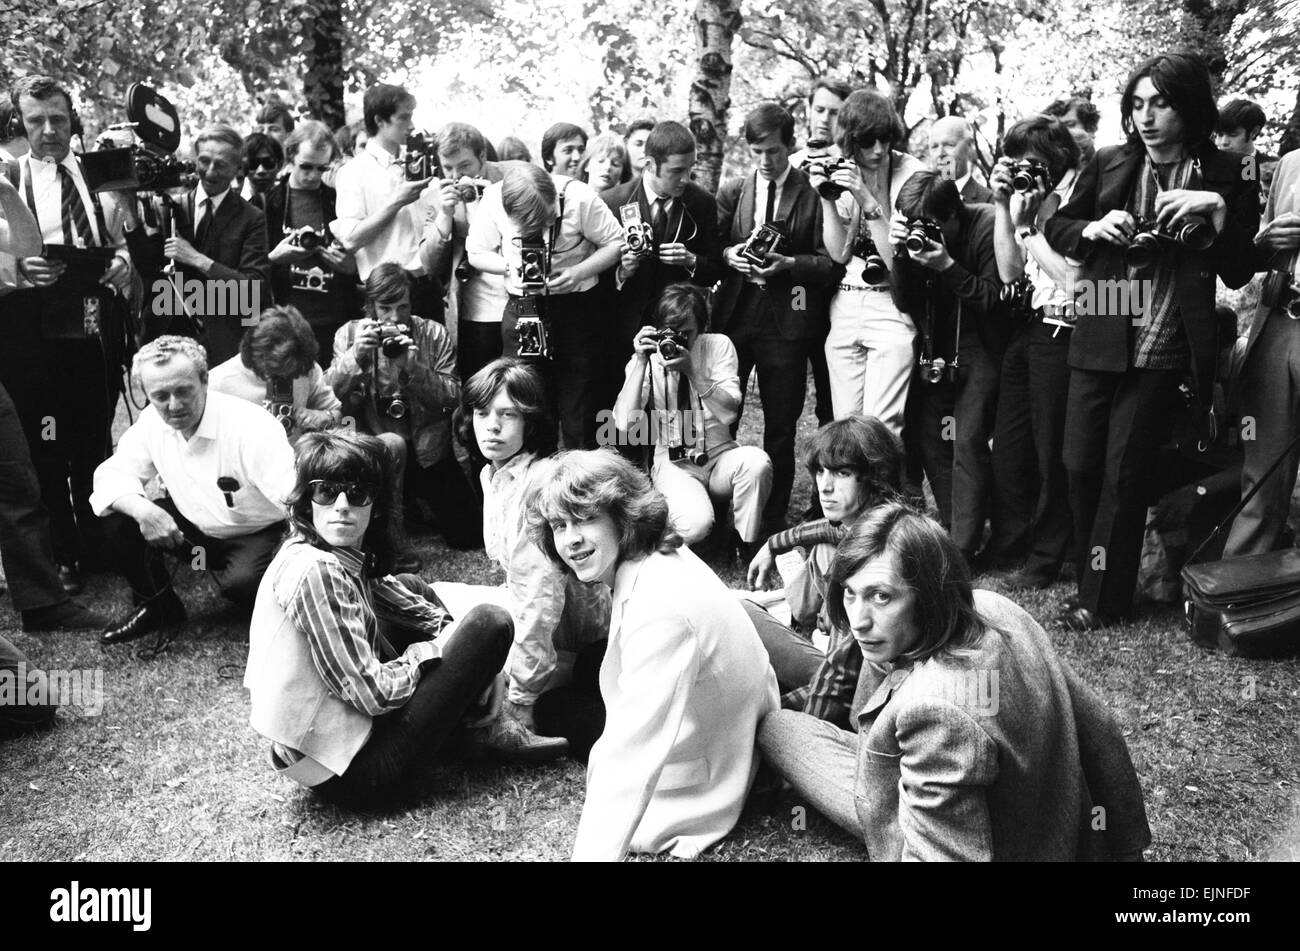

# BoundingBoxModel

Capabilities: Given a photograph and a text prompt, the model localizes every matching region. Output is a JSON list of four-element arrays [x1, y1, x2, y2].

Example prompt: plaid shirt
[[285, 541, 448, 717]]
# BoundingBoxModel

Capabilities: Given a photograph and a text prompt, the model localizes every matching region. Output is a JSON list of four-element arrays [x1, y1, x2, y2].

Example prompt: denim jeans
[[314, 599, 513, 808]]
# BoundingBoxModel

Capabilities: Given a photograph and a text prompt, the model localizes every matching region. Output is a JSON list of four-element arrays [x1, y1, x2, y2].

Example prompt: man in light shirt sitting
[[92, 336, 297, 646]]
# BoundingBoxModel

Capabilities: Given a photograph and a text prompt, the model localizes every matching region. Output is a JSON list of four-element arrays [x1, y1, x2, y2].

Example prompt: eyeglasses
[[308, 480, 377, 506], [249, 157, 279, 171]]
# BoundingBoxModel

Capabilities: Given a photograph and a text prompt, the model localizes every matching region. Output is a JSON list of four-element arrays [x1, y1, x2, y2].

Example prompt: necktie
[[57, 165, 94, 247], [194, 197, 212, 249], [764, 179, 776, 226], [650, 196, 666, 243]]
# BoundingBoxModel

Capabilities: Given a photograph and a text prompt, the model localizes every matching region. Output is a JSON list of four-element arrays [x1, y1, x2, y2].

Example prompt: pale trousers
[[824, 287, 916, 434], [653, 445, 773, 544]]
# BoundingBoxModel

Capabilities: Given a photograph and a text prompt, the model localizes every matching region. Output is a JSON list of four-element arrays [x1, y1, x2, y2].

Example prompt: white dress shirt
[[754, 165, 792, 229], [90, 390, 296, 538], [192, 185, 231, 230], [330, 139, 429, 280], [12, 153, 129, 267]]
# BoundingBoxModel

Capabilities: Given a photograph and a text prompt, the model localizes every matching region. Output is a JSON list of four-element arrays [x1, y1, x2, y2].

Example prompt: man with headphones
[[2, 75, 135, 596]]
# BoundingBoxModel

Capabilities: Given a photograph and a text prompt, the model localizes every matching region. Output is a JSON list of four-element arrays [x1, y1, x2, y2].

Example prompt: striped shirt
[[285, 542, 447, 717]]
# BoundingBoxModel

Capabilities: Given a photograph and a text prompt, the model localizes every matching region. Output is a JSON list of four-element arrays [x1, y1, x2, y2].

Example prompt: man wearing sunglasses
[[91, 335, 296, 646], [257, 120, 358, 365]]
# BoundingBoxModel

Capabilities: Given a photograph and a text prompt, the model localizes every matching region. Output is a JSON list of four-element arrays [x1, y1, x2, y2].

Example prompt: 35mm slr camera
[[919, 355, 958, 384], [904, 219, 945, 255], [852, 232, 888, 286], [1009, 159, 1049, 194], [654, 328, 688, 359], [1124, 215, 1216, 269], [288, 226, 329, 252]]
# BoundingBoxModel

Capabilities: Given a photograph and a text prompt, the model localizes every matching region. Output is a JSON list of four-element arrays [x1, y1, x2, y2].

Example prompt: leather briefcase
[[1180, 431, 1300, 658]]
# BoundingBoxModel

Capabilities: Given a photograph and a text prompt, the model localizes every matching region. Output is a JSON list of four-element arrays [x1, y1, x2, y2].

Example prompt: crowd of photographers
[[1, 50, 1297, 730]]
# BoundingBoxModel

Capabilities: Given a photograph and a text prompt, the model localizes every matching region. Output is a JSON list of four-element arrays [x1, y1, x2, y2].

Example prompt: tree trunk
[[303, 0, 346, 130], [688, 0, 742, 196]]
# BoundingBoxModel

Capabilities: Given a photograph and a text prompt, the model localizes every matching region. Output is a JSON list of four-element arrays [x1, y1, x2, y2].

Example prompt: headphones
[[6, 81, 84, 141]]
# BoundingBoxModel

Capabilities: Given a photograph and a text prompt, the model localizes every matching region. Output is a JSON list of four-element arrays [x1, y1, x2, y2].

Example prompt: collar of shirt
[[196, 184, 230, 219], [328, 545, 367, 578], [486, 449, 535, 489], [756, 164, 792, 194], [23, 153, 106, 245], [364, 137, 399, 169], [641, 173, 670, 210], [954, 170, 973, 195], [182, 399, 220, 444]]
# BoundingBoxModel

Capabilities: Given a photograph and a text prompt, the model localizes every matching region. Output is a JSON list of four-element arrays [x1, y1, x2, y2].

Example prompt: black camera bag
[[1181, 430, 1300, 657]]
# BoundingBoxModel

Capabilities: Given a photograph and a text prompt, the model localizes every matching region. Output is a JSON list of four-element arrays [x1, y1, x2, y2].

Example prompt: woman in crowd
[[244, 431, 556, 810], [813, 89, 926, 433], [575, 134, 632, 193], [455, 357, 606, 757], [759, 502, 1152, 861], [1043, 51, 1260, 630], [744, 414, 905, 730], [528, 450, 779, 861]]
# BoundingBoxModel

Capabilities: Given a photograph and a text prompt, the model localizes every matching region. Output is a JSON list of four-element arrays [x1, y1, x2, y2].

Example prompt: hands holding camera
[[353, 318, 415, 367], [632, 324, 696, 379], [990, 158, 1047, 231], [269, 233, 315, 265], [889, 211, 953, 271], [724, 242, 794, 277]]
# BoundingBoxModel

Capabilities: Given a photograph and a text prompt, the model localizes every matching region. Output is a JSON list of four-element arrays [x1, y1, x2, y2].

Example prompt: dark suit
[[893, 203, 1006, 551], [602, 178, 722, 346], [960, 177, 993, 204], [129, 187, 270, 365], [714, 166, 838, 523], [1044, 141, 1259, 619]]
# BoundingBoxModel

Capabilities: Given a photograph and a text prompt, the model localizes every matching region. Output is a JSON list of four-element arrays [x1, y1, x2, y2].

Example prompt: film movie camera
[[80, 83, 197, 194]]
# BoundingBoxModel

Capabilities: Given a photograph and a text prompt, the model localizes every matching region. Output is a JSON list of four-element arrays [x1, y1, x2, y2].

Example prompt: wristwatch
[[1018, 225, 1039, 240]]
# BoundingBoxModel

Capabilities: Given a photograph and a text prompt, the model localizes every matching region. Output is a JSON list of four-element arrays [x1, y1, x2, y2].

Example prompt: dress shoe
[[469, 715, 569, 764], [1056, 607, 1112, 632], [57, 562, 84, 596], [100, 596, 187, 646], [21, 600, 110, 632]]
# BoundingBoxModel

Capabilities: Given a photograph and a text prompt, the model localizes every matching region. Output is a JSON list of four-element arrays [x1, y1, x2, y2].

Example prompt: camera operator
[[891, 169, 1005, 568], [92, 335, 296, 645], [928, 116, 992, 204], [417, 122, 513, 382], [791, 79, 854, 433], [812, 88, 925, 434], [2, 76, 136, 594], [1222, 148, 1300, 556], [1043, 52, 1260, 630], [259, 120, 357, 365], [326, 263, 481, 551], [122, 124, 272, 365], [209, 305, 342, 445], [715, 102, 838, 532], [331, 83, 443, 322], [1044, 96, 1101, 169], [988, 115, 1083, 589], [613, 283, 773, 557], [601, 121, 722, 410], [465, 162, 623, 449], [0, 174, 107, 632]]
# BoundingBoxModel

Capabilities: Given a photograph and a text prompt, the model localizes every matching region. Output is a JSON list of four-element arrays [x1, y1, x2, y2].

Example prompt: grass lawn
[[3, 377, 1299, 862]]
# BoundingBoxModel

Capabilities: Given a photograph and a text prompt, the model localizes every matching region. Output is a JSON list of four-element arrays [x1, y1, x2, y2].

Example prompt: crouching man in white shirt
[[92, 335, 296, 646]]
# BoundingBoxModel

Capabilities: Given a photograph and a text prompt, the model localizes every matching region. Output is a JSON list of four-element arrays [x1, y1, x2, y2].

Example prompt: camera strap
[[650, 359, 706, 458]]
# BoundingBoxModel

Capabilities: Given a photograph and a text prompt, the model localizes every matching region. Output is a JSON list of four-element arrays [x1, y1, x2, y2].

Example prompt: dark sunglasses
[[309, 480, 376, 506], [249, 157, 279, 171]]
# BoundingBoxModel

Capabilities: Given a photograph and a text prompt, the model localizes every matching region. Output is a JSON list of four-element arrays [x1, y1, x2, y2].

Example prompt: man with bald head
[[928, 116, 991, 204]]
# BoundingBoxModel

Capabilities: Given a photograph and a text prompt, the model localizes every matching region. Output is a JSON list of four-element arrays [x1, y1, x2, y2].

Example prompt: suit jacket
[[712, 166, 839, 341], [849, 589, 1151, 861], [892, 202, 1009, 358], [961, 177, 993, 204], [127, 187, 271, 364], [600, 177, 723, 354], [572, 547, 780, 861], [1043, 141, 1259, 409]]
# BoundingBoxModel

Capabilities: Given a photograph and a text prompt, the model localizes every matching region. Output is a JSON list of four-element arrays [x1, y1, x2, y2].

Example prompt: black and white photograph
[[1, 0, 1297, 898]]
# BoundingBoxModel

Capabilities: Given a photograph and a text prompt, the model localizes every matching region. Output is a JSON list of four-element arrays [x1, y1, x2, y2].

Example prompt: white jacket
[[572, 547, 779, 861]]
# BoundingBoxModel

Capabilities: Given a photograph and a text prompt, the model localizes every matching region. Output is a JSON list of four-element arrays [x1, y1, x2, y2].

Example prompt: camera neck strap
[[650, 359, 706, 455]]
